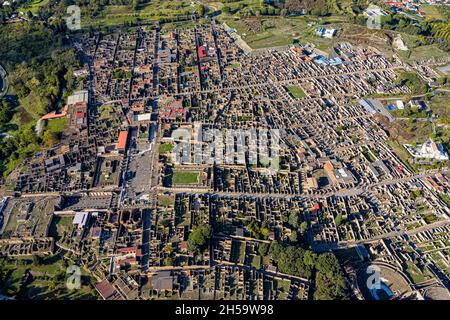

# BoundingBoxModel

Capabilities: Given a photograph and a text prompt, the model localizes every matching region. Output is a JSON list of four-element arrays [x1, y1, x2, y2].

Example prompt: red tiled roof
[[198, 45, 208, 58], [117, 130, 128, 150]]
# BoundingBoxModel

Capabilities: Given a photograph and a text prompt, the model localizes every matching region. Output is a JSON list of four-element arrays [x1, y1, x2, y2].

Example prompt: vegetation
[[0, 20, 81, 178], [42, 118, 68, 147], [0, 253, 98, 299], [246, 218, 269, 240], [286, 85, 306, 99], [159, 143, 174, 154], [171, 171, 199, 185], [269, 241, 315, 278], [112, 68, 132, 79], [439, 193, 450, 207], [157, 194, 175, 207], [395, 71, 428, 95], [267, 241, 350, 299], [313, 253, 350, 300], [187, 225, 212, 254], [0, 99, 14, 128]]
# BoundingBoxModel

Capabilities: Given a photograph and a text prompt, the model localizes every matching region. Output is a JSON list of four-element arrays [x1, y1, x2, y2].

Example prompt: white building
[[73, 212, 90, 229], [404, 139, 449, 161], [364, 5, 387, 18], [316, 27, 337, 39]]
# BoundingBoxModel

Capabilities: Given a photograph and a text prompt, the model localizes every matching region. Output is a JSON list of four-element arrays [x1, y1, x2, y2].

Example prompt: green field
[[159, 143, 174, 154], [172, 171, 199, 185], [286, 85, 307, 99], [48, 215, 73, 241], [421, 4, 447, 21], [405, 262, 432, 284], [45, 118, 67, 134]]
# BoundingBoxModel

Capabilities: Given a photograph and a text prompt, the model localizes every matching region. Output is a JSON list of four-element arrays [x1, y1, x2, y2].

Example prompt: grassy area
[[286, 85, 307, 99], [421, 4, 447, 21], [362, 149, 376, 163], [405, 262, 431, 284], [45, 118, 67, 134], [84, 1, 196, 27], [407, 44, 448, 62], [231, 240, 246, 264], [48, 215, 73, 241], [250, 255, 261, 269], [112, 68, 132, 80], [20, 0, 50, 15], [159, 143, 174, 154], [172, 171, 199, 185], [428, 91, 450, 125], [0, 254, 98, 299], [221, 16, 338, 51], [158, 194, 175, 207], [395, 70, 428, 95], [439, 193, 450, 207]]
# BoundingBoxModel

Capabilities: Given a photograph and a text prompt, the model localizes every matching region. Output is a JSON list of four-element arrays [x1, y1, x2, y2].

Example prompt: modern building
[[404, 139, 449, 161]]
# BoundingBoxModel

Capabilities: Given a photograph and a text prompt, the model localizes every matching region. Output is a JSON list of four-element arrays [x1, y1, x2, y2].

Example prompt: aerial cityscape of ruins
[[0, 0, 450, 302]]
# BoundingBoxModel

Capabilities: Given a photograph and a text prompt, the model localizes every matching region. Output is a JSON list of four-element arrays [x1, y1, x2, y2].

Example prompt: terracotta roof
[[117, 130, 128, 151]]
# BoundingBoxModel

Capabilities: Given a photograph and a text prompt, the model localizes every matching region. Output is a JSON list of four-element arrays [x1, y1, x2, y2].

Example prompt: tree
[[313, 253, 350, 300], [132, 0, 140, 11], [288, 212, 299, 228], [197, 4, 206, 17], [258, 243, 269, 256], [277, 246, 312, 278], [42, 131, 60, 148], [299, 221, 308, 234], [187, 225, 212, 253], [222, 6, 231, 14], [289, 230, 298, 242], [314, 269, 350, 300], [0, 100, 13, 125], [32, 254, 44, 266], [268, 241, 283, 260], [303, 250, 317, 267]]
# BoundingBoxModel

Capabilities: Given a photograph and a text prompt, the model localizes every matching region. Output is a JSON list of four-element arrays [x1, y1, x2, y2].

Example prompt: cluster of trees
[[221, 0, 380, 19], [282, 0, 332, 16], [350, 8, 449, 51], [281, 211, 308, 243], [266, 241, 350, 300], [395, 71, 428, 95], [0, 20, 81, 178], [246, 218, 269, 240], [0, 0, 32, 22], [268, 241, 315, 278], [0, 126, 39, 178], [313, 252, 350, 300], [0, 100, 13, 127], [187, 225, 212, 254]]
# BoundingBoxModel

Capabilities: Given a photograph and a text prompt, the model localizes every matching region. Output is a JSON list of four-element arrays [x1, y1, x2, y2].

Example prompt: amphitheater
[[356, 261, 413, 300]]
